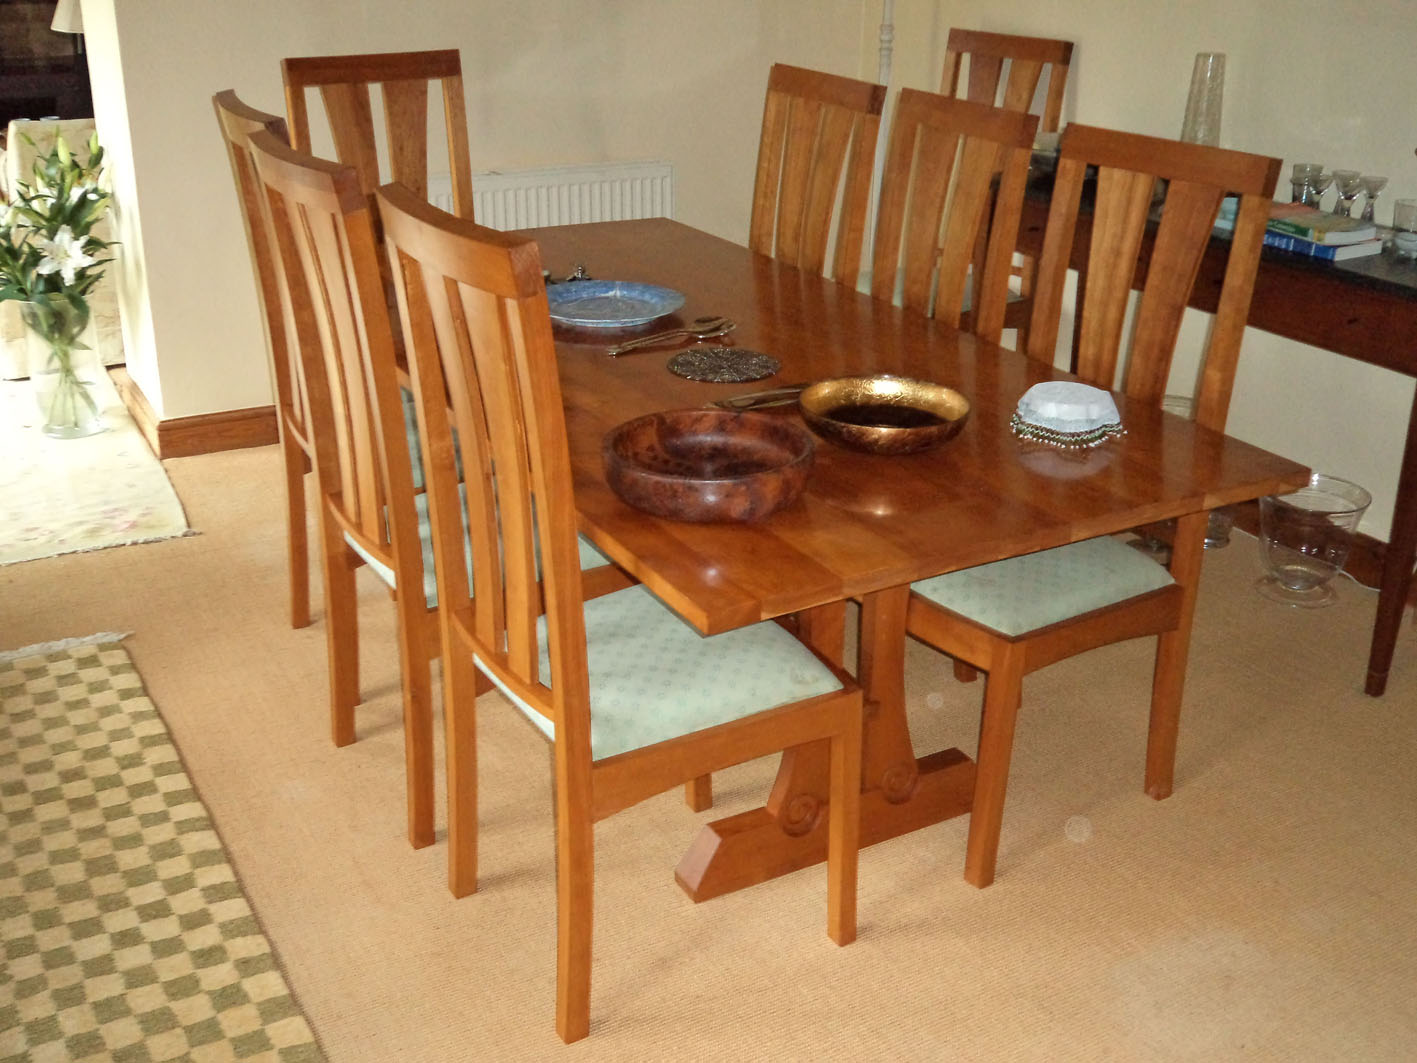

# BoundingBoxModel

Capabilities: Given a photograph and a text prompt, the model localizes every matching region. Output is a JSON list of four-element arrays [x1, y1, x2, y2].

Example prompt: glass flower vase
[[21, 296, 104, 439]]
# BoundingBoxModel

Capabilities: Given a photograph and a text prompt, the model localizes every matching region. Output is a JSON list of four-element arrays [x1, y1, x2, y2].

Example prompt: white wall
[[85, 0, 863, 418], [85, 0, 1414, 540], [861, 0, 1416, 540]]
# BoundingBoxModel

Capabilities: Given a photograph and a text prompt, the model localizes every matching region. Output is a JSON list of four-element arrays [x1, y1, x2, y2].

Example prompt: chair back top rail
[[1026, 124, 1281, 431], [750, 62, 886, 289], [941, 29, 1073, 133], [282, 48, 474, 218], [870, 89, 1038, 337]]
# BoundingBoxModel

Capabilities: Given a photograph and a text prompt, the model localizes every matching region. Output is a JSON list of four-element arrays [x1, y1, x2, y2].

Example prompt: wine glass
[[1309, 172, 1334, 210], [1331, 170, 1363, 216], [1290, 162, 1322, 204], [1359, 175, 1388, 222]]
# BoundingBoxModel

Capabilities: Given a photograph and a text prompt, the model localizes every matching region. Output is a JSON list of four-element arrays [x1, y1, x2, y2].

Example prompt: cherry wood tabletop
[[533, 217, 1310, 636], [524, 217, 1310, 901]]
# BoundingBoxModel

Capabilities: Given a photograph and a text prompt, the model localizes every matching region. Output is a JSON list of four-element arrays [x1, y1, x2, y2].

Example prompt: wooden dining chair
[[376, 182, 864, 1043], [870, 89, 1038, 335], [247, 128, 441, 849], [749, 62, 886, 289], [941, 29, 1074, 349], [941, 29, 1073, 134], [212, 90, 314, 630], [906, 124, 1280, 887], [245, 131, 633, 853], [281, 48, 474, 218]]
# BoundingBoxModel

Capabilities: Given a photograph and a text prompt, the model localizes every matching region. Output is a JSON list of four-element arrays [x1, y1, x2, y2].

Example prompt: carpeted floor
[[0, 638, 322, 1062], [0, 375, 190, 567], [2, 443, 1416, 1059]]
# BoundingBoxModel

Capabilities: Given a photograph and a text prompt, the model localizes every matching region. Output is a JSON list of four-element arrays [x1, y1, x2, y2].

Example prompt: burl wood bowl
[[602, 409, 815, 523], [798, 374, 971, 455]]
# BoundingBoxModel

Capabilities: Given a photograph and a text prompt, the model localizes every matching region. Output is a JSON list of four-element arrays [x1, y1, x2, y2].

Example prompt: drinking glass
[[1331, 170, 1363, 216], [1392, 199, 1417, 258], [1359, 175, 1388, 222], [1256, 473, 1371, 608]]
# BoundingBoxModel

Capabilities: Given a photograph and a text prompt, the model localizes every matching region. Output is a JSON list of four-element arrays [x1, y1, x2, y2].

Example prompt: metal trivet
[[667, 347, 780, 383]]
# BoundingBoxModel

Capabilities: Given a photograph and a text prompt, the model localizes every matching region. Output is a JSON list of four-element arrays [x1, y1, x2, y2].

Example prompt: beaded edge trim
[[1010, 412, 1126, 449]]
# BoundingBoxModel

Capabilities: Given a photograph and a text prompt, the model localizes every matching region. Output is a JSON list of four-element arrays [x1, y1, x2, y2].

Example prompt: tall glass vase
[[21, 295, 104, 439], [1180, 52, 1225, 146]]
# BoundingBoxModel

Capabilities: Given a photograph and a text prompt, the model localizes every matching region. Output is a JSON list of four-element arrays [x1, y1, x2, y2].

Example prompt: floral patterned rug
[[0, 375, 190, 566], [0, 636, 324, 1061]]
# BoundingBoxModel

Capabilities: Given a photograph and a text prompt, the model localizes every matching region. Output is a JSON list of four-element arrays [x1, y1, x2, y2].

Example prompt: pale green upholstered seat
[[482, 584, 844, 762], [348, 488, 609, 608], [910, 536, 1175, 637]]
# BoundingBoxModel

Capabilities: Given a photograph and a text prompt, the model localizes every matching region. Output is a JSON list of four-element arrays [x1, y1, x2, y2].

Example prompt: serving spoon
[[607, 316, 735, 357]]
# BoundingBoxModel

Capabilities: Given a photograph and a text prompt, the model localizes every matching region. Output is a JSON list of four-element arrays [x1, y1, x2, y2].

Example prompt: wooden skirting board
[[110, 368, 277, 459]]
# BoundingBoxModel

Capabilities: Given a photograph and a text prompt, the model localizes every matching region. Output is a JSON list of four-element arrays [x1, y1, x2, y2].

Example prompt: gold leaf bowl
[[798, 375, 971, 455]]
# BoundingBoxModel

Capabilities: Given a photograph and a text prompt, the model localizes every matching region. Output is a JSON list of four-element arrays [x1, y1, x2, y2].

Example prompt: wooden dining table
[[527, 216, 1310, 901]]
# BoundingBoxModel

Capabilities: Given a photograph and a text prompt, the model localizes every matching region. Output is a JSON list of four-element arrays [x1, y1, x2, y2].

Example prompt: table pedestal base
[[675, 747, 974, 902]]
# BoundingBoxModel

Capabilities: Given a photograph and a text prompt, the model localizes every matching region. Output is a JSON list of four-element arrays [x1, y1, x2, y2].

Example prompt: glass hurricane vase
[[20, 295, 104, 439]]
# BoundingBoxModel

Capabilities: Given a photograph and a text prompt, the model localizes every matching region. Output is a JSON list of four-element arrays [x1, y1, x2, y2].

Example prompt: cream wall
[[862, 0, 1416, 539], [85, 0, 1412, 540], [85, 0, 864, 418]]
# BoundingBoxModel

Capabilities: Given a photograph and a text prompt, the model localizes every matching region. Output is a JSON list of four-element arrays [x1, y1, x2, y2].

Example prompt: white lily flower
[[35, 225, 97, 286]]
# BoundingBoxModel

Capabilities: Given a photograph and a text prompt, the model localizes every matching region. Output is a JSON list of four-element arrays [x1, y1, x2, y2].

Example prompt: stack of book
[[1264, 204, 1383, 261]]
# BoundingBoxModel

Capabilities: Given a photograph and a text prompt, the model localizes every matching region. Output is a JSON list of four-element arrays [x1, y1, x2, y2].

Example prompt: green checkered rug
[[0, 639, 323, 1062]]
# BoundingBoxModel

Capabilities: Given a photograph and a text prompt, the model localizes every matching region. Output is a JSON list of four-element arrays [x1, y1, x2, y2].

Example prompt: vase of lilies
[[0, 130, 113, 438]]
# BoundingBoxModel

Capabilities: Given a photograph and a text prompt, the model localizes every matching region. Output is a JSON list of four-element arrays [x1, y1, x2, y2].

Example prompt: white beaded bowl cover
[[1011, 381, 1125, 448]]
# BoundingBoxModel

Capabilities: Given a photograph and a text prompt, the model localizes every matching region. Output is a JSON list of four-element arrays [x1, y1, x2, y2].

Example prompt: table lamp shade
[[52, 0, 84, 34]]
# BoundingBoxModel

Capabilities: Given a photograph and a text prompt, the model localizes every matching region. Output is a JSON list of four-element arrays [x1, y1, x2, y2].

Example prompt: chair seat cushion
[[910, 535, 1175, 637], [483, 585, 843, 761], [346, 488, 608, 608]]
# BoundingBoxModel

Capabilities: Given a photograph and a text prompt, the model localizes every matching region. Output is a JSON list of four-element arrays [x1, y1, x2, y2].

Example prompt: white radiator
[[428, 161, 674, 230]]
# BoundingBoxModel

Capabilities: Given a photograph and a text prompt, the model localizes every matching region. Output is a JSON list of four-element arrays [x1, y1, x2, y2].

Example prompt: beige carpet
[[0, 374, 190, 567], [2, 443, 1415, 1060]]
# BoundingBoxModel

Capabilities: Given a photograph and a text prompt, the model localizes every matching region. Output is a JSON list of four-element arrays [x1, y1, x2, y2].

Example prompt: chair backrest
[[1026, 125, 1281, 430], [749, 63, 886, 289], [941, 29, 1073, 133], [870, 89, 1037, 338], [247, 129, 423, 584], [281, 48, 474, 219], [211, 92, 306, 445], [378, 183, 589, 747]]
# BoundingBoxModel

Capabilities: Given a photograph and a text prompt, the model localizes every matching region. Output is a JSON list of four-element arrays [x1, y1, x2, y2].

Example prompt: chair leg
[[282, 436, 312, 629], [394, 600, 436, 849], [318, 512, 359, 748], [554, 758, 595, 1043], [963, 646, 1024, 888], [683, 775, 713, 811], [1146, 511, 1205, 799], [444, 648, 480, 898], [827, 696, 863, 946]]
